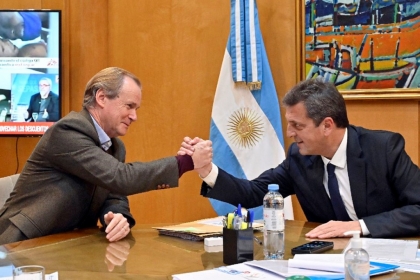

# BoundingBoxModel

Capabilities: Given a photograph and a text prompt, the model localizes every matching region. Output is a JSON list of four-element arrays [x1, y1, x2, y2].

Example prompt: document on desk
[[290, 254, 399, 276], [154, 216, 263, 241], [345, 238, 419, 261], [172, 260, 344, 280], [343, 238, 420, 273], [246, 260, 344, 279]]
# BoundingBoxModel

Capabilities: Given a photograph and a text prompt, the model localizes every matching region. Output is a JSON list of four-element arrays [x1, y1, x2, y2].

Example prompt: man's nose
[[286, 125, 295, 138], [129, 110, 137, 122]]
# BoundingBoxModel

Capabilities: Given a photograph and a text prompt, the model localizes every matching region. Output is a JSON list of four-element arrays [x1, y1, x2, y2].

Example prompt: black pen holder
[[222, 227, 254, 265]]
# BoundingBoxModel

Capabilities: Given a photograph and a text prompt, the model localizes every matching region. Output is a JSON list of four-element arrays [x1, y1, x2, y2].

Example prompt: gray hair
[[82, 67, 141, 109], [39, 77, 52, 86], [282, 78, 349, 128]]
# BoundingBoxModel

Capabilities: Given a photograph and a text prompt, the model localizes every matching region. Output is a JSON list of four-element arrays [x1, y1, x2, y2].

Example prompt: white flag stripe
[[234, 0, 243, 81], [212, 50, 285, 179], [248, 0, 258, 82]]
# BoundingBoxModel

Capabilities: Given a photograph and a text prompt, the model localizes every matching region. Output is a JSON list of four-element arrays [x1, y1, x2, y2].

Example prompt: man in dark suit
[[181, 78, 420, 238], [0, 67, 212, 245], [25, 77, 60, 122]]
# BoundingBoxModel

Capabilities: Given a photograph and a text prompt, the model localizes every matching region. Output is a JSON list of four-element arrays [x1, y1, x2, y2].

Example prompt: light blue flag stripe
[[244, 0, 262, 85], [252, 39, 285, 146]]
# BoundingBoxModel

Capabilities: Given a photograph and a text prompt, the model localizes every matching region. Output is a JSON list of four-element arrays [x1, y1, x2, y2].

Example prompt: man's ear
[[323, 117, 335, 135], [95, 89, 106, 109]]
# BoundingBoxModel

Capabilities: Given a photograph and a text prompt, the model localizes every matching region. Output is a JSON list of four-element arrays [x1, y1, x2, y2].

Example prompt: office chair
[[0, 174, 19, 208]]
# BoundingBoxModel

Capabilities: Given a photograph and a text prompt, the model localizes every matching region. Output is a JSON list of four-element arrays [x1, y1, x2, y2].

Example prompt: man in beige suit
[[0, 67, 212, 245]]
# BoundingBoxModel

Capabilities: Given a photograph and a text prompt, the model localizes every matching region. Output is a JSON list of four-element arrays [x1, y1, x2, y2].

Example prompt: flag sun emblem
[[227, 107, 264, 148]]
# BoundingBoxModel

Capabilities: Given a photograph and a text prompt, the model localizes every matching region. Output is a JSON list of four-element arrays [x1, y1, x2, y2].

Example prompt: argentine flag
[[209, 0, 293, 220]]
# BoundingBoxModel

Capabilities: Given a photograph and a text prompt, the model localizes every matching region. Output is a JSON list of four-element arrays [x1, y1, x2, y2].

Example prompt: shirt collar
[[321, 128, 347, 169], [90, 114, 111, 151]]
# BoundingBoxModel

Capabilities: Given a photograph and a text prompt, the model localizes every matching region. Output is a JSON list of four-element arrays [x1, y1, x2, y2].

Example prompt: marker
[[248, 210, 254, 228], [227, 213, 234, 229]]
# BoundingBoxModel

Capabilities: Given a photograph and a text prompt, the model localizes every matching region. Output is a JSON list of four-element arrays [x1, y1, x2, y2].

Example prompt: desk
[[1, 220, 418, 279]]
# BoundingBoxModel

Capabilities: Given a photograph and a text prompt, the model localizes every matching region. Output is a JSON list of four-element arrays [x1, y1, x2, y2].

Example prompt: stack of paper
[[172, 257, 399, 280], [172, 260, 345, 280], [289, 254, 399, 277], [343, 238, 420, 273], [153, 216, 263, 241]]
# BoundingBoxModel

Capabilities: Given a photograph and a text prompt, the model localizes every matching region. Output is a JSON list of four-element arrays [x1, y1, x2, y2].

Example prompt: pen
[[254, 236, 262, 245], [233, 204, 244, 230], [248, 210, 254, 228]]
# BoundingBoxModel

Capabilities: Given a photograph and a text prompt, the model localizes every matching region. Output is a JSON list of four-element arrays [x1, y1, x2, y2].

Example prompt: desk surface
[[1, 220, 418, 279]]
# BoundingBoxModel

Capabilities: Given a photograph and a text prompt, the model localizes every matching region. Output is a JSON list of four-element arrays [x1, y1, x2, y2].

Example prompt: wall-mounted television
[[0, 10, 61, 136]]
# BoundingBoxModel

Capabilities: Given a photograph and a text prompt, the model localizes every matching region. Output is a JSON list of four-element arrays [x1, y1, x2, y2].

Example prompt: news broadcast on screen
[[0, 10, 61, 136]]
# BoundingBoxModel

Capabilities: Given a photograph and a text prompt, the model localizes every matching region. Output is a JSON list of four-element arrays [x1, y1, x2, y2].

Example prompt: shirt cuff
[[200, 163, 218, 187], [359, 219, 370, 236], [175, 155, 194, 177]]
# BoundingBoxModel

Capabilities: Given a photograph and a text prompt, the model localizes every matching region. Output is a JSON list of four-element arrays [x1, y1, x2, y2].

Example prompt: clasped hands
[[178, 136, 213, 177]]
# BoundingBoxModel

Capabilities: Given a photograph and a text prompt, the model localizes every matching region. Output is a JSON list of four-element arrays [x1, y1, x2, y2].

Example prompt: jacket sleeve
[[39, 114, 180, 196], [99, 193, 136, 228], [362, 133, 420, 237], [201, 158, 295, 209]]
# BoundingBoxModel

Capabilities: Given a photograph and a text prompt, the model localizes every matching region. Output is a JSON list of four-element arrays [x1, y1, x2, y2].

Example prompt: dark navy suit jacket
[[201, 125, 420, 238], [27, 92, 60, 121]]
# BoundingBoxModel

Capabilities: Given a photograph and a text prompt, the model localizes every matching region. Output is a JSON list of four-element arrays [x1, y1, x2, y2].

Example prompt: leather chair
[[0, 174, 19, 208]]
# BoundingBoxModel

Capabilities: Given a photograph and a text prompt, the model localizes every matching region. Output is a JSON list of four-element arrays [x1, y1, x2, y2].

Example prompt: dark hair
[[282, 78, 349, 128], [82, 67, 142, 109]]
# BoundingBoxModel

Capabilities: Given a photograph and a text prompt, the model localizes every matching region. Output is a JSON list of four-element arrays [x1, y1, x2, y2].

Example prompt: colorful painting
[[299, 0, 420, 98]]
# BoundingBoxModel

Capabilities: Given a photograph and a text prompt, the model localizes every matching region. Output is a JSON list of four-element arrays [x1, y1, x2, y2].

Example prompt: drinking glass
[[13, 265, 44, 280], [32, 112, 39, 122]]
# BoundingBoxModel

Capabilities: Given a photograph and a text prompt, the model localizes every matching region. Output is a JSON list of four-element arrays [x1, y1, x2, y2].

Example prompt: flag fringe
[[247, 81, 261, 91]]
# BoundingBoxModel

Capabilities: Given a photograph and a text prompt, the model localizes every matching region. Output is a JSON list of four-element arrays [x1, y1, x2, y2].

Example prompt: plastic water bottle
[[263, 183, 285, 259], [344, 231, 370, 280]]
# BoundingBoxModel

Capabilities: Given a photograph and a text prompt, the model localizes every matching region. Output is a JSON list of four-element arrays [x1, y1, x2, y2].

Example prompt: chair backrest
[[0, 174, 19, 208]]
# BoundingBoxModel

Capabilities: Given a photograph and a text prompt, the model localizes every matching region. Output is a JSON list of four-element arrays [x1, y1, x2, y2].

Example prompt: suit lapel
[[347, 126, 368, 218]]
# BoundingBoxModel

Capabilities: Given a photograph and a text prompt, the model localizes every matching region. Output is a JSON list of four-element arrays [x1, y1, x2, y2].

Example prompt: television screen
[[0, 10, 61, 136]]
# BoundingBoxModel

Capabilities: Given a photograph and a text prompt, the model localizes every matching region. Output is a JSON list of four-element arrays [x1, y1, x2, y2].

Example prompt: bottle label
[[263, 208, 284, 231]]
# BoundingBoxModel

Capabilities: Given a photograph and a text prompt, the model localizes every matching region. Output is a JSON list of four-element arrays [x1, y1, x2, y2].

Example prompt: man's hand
[[305, 220, 362, 239], [191, 140, 212, 170], [178, 136, 213, 177], [104, 240, 130, 271], [178, 136, 202, 156], [104, 211, 130, 242], [42, 109, 48, 119]]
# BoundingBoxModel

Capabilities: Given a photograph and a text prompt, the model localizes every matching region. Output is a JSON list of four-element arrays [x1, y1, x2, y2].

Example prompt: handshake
[[178, 136, 213, 177]]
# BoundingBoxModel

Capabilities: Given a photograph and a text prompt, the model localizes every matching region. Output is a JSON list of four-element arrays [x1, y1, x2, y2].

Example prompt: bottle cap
[[268, 184, 279, 191], [344, 230, 362, 249]]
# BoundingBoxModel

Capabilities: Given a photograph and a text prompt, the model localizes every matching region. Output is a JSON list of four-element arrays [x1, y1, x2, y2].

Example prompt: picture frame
[[296, 0, 420, 100]]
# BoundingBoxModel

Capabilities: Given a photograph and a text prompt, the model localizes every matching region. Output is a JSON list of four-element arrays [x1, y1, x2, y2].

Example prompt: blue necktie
[[327, 163, 351, 221]]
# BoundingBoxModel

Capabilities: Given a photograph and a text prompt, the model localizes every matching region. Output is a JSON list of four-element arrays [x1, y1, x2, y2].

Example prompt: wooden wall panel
[[346, 100, 419, 165], [67, 0, 108, 110], [107, 0, 226, 223]]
